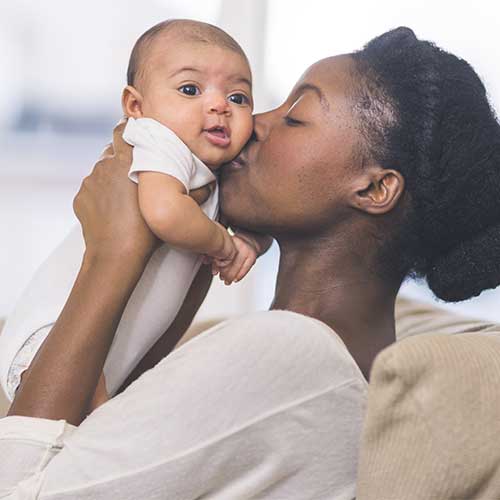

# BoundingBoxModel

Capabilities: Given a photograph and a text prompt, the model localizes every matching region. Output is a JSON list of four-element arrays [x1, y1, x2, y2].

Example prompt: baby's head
[[122, 19, 253, 169]]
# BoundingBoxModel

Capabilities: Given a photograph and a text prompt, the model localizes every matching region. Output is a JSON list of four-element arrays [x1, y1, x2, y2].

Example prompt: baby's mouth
[[203, 126, 231, 148]]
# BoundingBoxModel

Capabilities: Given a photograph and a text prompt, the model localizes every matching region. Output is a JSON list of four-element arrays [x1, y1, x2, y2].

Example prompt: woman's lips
[[226, 152, 248, 170], [204, 127, 231, 147]]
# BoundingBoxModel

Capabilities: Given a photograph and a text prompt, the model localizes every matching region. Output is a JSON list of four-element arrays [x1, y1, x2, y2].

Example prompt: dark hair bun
[[354, 27, 500, 303], [427, 222, 500, 302], [368, 26, 418, 49]]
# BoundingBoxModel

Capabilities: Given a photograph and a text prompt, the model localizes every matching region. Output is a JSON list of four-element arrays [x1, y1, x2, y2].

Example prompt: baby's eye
[[228, 93, 250, 106], [178, 84, 200, 96]]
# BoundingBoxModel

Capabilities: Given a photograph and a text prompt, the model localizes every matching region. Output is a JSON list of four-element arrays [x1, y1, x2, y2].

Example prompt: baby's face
[[137, 39, 253, 169]]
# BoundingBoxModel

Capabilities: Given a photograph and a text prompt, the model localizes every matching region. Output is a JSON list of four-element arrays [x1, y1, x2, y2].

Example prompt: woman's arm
[[7, 121, 157, 426]]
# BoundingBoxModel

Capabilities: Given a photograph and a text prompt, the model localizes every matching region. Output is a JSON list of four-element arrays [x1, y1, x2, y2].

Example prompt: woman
[[2, 27, 500, 499]]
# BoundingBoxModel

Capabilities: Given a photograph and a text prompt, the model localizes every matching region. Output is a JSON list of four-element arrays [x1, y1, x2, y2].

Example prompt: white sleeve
[[123, 118, 195, 192], [0, 311, 367, 499]]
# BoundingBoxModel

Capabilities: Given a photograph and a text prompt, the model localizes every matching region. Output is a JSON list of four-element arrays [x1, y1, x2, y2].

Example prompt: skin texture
[[9, 55, 406, 424]]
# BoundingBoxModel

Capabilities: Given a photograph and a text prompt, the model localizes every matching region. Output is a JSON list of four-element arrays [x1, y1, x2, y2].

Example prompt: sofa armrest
[[357, 332, 500, 500], [395, 295, 498, 340]]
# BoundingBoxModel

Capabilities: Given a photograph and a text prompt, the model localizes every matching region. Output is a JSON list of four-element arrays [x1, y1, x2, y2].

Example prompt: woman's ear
[[350, 167, 405, 215], [122, 85, 144, 118]]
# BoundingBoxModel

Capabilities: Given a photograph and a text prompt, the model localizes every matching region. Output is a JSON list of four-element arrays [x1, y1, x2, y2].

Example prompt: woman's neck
[[271, 236, 402, 380]]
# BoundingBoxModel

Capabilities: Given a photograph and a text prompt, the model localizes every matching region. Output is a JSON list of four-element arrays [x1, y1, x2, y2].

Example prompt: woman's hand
[[73, 119, 158, 262], [190, 181, 216, 206]]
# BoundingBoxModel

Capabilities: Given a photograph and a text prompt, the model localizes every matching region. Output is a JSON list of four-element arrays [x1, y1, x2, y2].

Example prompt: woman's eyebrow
[[294, 83, 329, 111]]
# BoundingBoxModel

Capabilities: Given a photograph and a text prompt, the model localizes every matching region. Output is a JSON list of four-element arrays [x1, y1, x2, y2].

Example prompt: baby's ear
[[122, 85, 144, 118]]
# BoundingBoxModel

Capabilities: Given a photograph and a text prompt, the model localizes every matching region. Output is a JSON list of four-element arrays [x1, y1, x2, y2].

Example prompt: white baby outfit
[[0, 117, 219, 399]]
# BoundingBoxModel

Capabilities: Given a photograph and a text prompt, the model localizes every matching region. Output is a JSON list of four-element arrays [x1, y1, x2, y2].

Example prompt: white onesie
[[0, 117, 219, 400]]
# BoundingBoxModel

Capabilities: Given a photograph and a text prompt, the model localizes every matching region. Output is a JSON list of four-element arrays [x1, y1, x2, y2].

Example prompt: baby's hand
[[213, 234, 258, 285]]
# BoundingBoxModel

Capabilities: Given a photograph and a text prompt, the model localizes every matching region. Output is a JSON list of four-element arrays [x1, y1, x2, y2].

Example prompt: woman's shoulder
[[206, 309, 350, 353], [174, 310, 367, 395]]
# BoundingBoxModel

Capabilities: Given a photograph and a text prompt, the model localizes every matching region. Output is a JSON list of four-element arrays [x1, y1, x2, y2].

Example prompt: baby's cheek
[[232, 117, 254, 151]]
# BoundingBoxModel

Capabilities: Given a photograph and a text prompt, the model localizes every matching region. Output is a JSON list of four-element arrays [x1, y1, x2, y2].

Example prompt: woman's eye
[[284, 116, 303, 127], [228, 93, 249, 105], [178, 85, 200, 96]]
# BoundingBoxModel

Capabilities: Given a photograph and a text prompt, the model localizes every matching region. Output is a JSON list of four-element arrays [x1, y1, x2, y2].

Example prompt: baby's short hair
[[127, 19, 249, 87]]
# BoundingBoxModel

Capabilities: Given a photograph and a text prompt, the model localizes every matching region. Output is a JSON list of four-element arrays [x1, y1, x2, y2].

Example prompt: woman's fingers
[[98, 118, 128, 163], [73, 119, 158, 259], [99, 143, 114, 160], [190, 183, 214, 206], [235, 255, 255, 282], [112, 118, 132, 163]]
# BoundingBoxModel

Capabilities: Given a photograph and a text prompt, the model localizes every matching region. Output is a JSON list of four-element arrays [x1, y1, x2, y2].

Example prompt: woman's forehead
[[295, 55, 354, 99]]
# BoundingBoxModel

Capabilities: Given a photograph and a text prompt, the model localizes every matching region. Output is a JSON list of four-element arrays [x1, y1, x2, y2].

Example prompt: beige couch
[[357, 297, 500, 500]]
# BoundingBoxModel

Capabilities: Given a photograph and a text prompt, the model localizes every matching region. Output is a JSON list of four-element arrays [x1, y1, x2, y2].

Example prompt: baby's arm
[[138, 172, 235, 263]]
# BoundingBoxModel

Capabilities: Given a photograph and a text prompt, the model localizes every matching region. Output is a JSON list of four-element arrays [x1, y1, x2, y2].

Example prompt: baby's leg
[[1, 209, 210, 403], [0, 226, 85, 402]]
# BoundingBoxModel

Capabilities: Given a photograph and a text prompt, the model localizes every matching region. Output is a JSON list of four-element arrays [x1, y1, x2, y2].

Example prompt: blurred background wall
[[1, 0, 500, 412]]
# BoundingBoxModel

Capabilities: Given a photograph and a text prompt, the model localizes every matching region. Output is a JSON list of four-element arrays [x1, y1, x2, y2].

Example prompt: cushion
[[357, 331, 500, 500], [395, 295, 499, 340]]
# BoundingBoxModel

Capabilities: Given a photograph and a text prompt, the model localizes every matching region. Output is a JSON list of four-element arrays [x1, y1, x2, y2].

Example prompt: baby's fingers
[[211, 261, 221, 276], [220, 253, 248, 285], [218, 264, 237, 285], [235, 255, 256, 282], [201, 254, 212, 266]]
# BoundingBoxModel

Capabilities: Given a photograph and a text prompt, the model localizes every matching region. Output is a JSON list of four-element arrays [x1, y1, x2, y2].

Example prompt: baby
[[0, 20, 271, 405], [122, 19, 267, 277]]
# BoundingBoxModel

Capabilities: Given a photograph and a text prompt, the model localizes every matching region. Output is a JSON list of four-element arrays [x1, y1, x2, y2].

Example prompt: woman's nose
[[253, 111, 273, 141]]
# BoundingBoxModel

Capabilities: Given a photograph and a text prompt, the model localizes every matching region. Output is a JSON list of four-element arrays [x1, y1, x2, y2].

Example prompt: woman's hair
[[351, 27, 500, 302]]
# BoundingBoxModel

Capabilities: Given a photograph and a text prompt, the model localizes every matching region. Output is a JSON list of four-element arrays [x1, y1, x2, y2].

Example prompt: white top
[[0, 311, 368, 499], [124, 117, 217, 191], [0, 118, 219, 399]]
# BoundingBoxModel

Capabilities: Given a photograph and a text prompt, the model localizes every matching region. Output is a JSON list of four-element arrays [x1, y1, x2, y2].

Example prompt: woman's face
[[220, 55, 363, 236]]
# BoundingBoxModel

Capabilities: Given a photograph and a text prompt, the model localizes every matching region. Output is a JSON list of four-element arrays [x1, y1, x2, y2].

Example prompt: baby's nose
[[207, 94, 230, 115]]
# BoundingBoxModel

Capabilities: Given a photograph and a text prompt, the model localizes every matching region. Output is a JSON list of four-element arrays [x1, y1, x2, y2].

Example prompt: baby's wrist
[[208, 222, 228, 258], [233, 230, 271, 256]]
